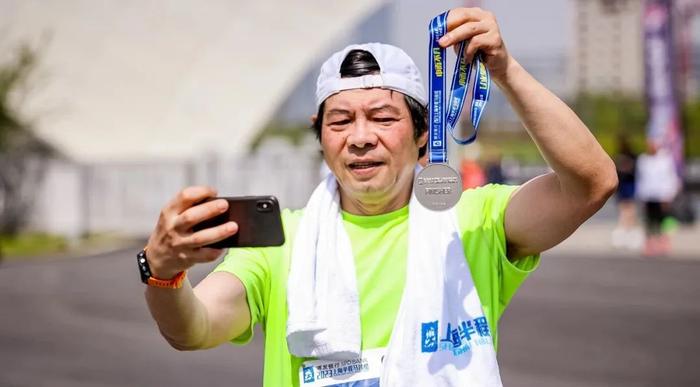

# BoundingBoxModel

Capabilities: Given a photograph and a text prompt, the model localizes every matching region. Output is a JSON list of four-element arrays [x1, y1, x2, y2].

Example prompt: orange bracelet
[[137, 248, 186, 289], [147, 270, 187, 289]]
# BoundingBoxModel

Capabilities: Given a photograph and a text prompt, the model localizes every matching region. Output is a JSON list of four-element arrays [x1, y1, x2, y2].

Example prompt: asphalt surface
[[1, 247, 699, 387]]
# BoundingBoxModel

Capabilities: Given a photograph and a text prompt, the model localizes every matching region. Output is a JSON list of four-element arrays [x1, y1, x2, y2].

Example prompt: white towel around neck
[[287, 169, 503, 386]]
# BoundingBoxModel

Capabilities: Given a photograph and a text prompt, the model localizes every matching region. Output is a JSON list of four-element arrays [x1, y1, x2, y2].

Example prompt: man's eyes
[[329, 119, 351, 126], [327, 117, 398, 126]]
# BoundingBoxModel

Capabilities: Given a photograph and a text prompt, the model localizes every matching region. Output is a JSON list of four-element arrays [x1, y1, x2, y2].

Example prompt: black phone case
[[193, 196, 285, 248]]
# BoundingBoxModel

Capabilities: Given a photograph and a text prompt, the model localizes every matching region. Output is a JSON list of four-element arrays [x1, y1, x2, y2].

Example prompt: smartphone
[[192, 195, 285, 248]]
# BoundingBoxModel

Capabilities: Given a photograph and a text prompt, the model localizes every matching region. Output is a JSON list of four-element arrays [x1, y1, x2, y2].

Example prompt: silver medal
[[414, 164, 462, 211]]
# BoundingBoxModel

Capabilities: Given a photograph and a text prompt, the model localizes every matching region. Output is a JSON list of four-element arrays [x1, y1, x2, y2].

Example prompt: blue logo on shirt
[[421, 316, 493, 356], [302, 366, 315, 383], [421, 320, 439, 352]]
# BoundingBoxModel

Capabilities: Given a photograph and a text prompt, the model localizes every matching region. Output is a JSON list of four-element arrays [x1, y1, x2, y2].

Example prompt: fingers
[[147, 187, 234, 278], [436, 7, 506, 69], [439, 7, 497, 47], [173, 198, 229, 231], [464, 31, 500, 63], [444, 7, 486, 29], [439, 21, 488, 48], [166, 186, 218, 215], [445, 8, 494, 31], [177, 221, 239, 249]]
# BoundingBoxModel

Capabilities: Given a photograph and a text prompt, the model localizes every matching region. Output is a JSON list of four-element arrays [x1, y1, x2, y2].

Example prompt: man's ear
[[310, 114, 318, 126], [417, 130, 428, 148]]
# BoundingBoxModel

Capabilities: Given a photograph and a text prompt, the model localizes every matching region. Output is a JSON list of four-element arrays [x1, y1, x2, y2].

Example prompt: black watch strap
[[137, 249, 152, 284]]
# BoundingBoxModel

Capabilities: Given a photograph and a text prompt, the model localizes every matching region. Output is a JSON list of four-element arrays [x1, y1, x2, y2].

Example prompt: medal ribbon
[[428, 11, 491, 164]]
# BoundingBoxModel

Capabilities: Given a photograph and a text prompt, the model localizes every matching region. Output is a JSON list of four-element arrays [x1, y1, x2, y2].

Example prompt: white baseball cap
[[315, 42, 427, 107]]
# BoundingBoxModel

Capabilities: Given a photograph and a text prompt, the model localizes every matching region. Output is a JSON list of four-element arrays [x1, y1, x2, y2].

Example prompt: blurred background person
[[484, 151, 505, 184], [611, 133, 643, 250], [460, 143, 486, 190], [635, 138, 681, 256]]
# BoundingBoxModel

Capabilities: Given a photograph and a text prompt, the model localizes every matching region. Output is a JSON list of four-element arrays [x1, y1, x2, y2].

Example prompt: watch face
[[137, 249, 151, 284]]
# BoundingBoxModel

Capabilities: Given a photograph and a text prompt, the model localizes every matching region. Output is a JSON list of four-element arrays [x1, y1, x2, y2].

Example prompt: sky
[[483, 0, 571, 56]]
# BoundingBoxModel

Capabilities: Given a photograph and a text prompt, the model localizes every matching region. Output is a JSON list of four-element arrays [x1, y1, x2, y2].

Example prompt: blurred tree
[[573, 93, 700, 160], [250, 122, 311, 151], [572, 93, 648, 154], [0, 44, 53, 255], [682, 99, 700, 159]]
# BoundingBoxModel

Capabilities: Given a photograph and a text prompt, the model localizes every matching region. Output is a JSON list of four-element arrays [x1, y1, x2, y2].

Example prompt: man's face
[[320, 88, 426, 206]]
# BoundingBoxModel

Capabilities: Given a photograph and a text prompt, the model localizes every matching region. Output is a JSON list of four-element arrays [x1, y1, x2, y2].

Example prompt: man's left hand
[[437, 7, 511, 82]]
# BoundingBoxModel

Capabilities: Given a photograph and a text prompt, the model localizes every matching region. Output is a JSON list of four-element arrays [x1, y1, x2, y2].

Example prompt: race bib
[[298, 348, 385, 386]]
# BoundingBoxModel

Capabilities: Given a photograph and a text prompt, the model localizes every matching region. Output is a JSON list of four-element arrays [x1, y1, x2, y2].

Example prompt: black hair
[[312, 49, 428, 158]]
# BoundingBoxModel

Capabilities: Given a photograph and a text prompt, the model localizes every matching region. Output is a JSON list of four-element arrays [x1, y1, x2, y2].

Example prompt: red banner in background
[[643, 0, 685, 179]]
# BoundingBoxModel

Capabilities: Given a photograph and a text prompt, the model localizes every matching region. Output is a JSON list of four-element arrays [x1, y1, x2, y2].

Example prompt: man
[[140, 8, 617, 386], [635, 138, 680, 256]]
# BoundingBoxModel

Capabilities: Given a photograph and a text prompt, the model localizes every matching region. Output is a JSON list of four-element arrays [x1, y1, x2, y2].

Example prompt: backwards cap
[[315, 42, 427, 107]]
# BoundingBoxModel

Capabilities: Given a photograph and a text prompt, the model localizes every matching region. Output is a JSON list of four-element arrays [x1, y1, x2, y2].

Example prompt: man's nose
[[347, 118, 378, 149]]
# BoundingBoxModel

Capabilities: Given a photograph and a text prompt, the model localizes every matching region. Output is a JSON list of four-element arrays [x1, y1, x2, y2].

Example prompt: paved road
[[1, 247, 699, 387]]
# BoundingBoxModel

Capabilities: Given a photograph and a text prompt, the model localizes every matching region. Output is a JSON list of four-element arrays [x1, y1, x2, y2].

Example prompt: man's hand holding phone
[[145, 186, 237, 280], [145, 186, 285, 280]]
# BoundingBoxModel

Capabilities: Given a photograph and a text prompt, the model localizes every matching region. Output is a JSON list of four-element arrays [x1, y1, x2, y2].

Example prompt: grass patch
[[0, 233, 69, 259], [0, 232, 133, 261]]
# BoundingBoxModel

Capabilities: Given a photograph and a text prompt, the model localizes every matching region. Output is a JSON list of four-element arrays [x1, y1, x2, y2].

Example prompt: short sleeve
[[213, 247, 271, 345], [478, 184, 540, 316], [456, 184, 540, 335]]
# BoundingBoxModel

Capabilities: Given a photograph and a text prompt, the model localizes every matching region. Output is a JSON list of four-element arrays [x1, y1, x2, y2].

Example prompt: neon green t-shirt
[[213, 184, 539, 387]]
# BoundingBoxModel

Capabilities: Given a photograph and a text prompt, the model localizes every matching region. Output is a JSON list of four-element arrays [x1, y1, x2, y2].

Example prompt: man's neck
[[339, 186, 412, 216]]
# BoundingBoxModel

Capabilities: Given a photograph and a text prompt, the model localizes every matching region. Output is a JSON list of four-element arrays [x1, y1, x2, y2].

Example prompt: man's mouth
[[348, 161, 384, 170]]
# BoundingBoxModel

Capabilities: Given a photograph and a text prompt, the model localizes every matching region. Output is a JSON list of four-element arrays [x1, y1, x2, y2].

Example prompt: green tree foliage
[[0, 45, 36, 149], [682, 99, 700, 158], [572, 93, 648, 154], [0, 44, 52, 241], [572, 93, 700, 158]]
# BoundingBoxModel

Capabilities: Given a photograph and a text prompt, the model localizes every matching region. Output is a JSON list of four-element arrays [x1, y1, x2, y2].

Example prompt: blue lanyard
[[428, 11, 491, 164]]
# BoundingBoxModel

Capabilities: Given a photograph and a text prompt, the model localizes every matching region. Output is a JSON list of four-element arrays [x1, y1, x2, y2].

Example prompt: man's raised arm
[[439, 8, 618, 258]]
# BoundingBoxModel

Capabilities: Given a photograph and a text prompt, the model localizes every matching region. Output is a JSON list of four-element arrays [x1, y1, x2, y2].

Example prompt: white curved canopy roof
[[2, 0, 384, 162]]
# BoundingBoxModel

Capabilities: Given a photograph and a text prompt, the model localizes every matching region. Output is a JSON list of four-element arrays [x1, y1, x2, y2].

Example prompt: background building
[[570, 0, 645, 96]]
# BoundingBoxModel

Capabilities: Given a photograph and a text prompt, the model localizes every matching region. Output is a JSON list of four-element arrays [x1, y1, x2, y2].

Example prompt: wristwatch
[[137, 249, 186, 289]]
